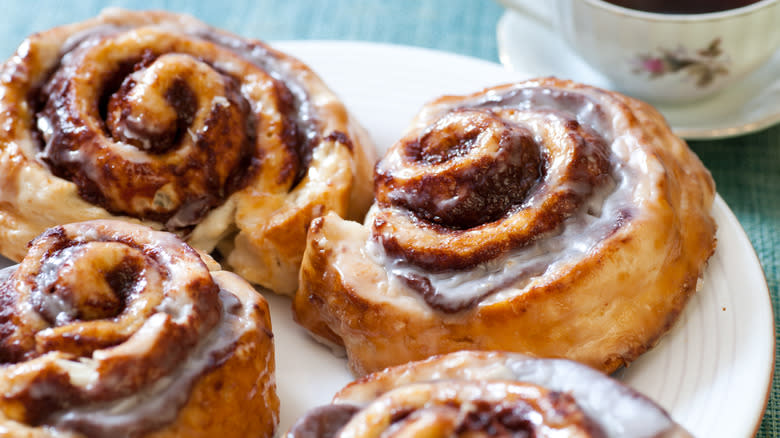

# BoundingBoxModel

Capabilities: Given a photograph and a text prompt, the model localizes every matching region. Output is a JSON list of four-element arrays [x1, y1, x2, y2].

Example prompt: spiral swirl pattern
[[0, 9, 375, 294], [288, 351, 692, 438], [0, 220, 277, 438], [372, 85, 628, 312], [39, 43, 261, 226], [375, 106, 612, 277], [294, 78, 716, 375]]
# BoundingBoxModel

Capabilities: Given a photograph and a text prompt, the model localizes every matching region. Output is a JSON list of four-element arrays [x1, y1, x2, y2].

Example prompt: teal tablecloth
[[0, 0, 777, 435]]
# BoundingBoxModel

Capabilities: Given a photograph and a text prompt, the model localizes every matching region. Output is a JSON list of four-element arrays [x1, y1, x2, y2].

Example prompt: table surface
[[0, 0, 777, 436]]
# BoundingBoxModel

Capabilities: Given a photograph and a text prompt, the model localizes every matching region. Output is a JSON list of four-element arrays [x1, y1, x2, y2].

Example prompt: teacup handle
[[496, 0, 555, 28]]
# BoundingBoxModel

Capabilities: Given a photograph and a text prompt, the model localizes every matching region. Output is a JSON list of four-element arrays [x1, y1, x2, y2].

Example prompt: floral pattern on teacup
[[633, 38, 730, 87]]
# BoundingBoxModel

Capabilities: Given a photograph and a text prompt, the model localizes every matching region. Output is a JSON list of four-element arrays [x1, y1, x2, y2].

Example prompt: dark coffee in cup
[[602, 0, 762, 14]]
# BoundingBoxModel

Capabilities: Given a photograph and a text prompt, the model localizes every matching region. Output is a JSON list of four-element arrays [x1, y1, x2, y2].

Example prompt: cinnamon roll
[[294, 78, 717, 375], [288, 351, 692, 438], [0, 9, 375, 295], [0, 220, 278, 437]]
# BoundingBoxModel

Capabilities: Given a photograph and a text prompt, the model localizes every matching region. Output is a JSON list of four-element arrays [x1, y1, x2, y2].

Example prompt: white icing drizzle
[[333, 353, 691, 438], [502, 357, 691, 438], [0, 266, 15, 284], [202, 30, 321, 153], [46, 289, 248, 438], [370, 85, 647, 310], [0, 222, 261, 437], [31, 246, 84, 324]]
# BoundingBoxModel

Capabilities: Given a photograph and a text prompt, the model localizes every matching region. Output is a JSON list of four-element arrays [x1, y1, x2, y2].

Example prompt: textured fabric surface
[[0, 0, 776, 435]]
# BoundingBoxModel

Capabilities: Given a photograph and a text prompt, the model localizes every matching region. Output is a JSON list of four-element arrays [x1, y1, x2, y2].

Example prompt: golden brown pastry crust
[[288, 351, 692, 438], [0, 220, 278, 437], [0, 9, 375, 296], [294, 78, 717, 376]]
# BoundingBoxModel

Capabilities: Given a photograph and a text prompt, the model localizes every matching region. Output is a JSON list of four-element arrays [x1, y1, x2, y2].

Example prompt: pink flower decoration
[[632, 38, 729, 87], [642, 58, 665, 74]]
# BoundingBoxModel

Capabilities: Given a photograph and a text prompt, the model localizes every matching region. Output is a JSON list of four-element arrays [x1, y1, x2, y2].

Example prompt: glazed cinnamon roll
[[294, 78, 717, 375], [0, 9, 375, 295], [288, 351, 692, 438], [0, 220, 278, 437]]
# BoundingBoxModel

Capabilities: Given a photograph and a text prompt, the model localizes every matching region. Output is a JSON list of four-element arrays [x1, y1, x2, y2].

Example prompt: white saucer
[[497, 10, 780, 140]]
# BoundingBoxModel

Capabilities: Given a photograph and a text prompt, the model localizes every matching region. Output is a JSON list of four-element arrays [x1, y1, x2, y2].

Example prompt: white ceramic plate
[[497, 11, 780, 140], [270, 41, 775, 437], [0, 41, 772, 438]]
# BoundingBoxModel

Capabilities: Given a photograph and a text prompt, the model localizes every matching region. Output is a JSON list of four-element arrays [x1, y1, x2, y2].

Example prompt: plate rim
[[710, 194, 776, 437]]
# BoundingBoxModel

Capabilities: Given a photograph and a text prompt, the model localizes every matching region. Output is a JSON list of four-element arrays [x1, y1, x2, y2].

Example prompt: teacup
[[497, 0, 780, 103]]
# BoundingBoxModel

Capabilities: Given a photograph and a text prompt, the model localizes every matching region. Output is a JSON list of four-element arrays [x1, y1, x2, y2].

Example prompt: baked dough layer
[[289, 351, 692, 438], [0, 220, 278, 437], [0, 9, 375, 295], [294, 78, 717, 375]]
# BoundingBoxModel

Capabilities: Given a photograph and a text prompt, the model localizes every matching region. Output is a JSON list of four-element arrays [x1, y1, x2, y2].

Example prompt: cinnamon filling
[[288, 404, 361, 438], [32, 25, 321, 229], [197, 30, 321, 187], [0, 221, 248, 436], [376, 109, 543, 230], [292, 381, 606, 438], [371, 86, 629, 312]]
